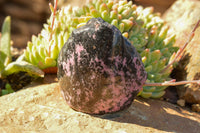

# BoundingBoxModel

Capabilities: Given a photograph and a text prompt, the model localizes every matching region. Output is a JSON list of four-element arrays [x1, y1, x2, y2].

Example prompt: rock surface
[[163, 0, 200, 104], [134, 0, 175, 14], [0, 82, 199, 132]]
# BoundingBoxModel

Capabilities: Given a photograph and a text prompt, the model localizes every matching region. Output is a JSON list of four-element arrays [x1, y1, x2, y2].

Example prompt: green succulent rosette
[[135, 6, 178, 98], [24, 0, 178, 98], [24, 0, 146, 69]]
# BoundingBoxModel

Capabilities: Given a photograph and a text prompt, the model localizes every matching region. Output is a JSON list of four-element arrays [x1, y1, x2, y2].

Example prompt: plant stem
[[144, 80, 200, 86], [51, 0, 58, 32], [49, 0, 58, 57], [162, 19, 200, 72]]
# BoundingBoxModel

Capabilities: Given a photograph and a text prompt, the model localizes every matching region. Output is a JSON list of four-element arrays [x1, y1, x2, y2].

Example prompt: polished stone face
[[58, 18, 147, 114]]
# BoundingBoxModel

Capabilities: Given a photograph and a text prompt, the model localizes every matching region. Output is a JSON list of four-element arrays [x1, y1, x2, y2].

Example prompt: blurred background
[[0, 0, 52, 48], [0, 0, 175, 49]]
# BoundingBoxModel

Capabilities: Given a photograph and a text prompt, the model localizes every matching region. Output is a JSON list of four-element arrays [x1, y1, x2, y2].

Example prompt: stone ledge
[[0, 83, 199, 132]]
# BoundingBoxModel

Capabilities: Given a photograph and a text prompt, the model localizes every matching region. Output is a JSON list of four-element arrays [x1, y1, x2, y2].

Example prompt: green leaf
[[143, 86, 156, 92], [1, 61, 44, 78], [45, 57, 57, 68], [5, 83, 14, 93], [0, 51, 6, 71], [1, 83, 14, 96], [1, 90, 9, 95], [0, 16, 11, 70], [140, 91, 152, 98], [151, 91, 165, 98]]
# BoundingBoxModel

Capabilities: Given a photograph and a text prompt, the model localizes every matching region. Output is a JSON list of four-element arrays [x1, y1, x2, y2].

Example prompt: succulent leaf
[[0, 16, 11, 70], [151, 91, 165, 99], [1, 61, 44, 78], [140, 91, 152, 99]]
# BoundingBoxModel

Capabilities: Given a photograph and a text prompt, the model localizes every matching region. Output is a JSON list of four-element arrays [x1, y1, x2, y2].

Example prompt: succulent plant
[[0, 16, 12, 71], [24, 0, 179, 98], [0, 16, 44, 96], [135, 6, 179, 98], [24, 0, 145, 69]]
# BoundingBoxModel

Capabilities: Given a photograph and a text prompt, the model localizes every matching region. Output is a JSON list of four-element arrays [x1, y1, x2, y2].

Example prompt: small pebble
[[192, 104, 200, 112], [177, 99, 185, 107]]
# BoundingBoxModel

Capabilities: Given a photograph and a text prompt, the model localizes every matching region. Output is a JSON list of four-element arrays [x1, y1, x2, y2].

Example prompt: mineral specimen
[[58, 18, 147, 114]]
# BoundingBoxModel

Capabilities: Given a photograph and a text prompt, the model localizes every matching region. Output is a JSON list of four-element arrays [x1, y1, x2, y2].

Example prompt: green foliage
[[0, 16, 44, 79], [24, 0, 179, 98], [1, 83, 14, 95], [0, 16, 11, 71], [0, 16, 44, 96], [24, 0, 146, 69]]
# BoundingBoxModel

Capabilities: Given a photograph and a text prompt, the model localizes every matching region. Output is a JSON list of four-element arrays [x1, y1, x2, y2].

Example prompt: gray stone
[[0, 83, 199, 132]]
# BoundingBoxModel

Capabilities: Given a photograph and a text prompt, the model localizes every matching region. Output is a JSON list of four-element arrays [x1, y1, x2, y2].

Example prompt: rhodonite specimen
[[58, 18, 147, 114]]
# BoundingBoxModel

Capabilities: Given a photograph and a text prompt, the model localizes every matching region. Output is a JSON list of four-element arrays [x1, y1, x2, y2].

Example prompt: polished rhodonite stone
[[58, 18, 147, 114]]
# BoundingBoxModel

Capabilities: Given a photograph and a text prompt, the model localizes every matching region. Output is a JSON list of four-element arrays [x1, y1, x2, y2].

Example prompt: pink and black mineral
[[58, 18, 147, 115]]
